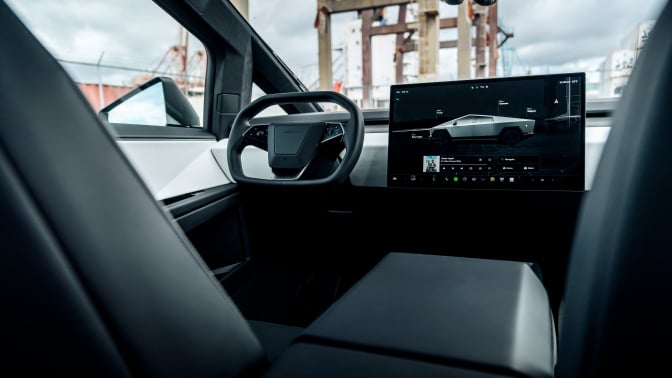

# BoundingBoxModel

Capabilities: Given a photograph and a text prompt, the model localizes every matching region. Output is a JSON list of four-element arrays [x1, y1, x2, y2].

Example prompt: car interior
[[1, 0, 671, 377]]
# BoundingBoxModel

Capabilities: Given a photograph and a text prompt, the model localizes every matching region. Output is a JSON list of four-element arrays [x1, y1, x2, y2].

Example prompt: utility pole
[[417, 0, 440, 82], [96, 51, 105, 109], [181, 27, 190, 93], [316, 0, 332, 90], [488, 2, 498, 77], [474, 4, 488, 78], [394, 4, 407, 84], [361, 9, 373, 107], [231, 0, 249, 20], [457, 2, 472, 79]]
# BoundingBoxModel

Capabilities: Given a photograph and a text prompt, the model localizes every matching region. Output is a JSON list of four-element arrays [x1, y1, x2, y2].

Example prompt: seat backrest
[[0, 3, 264, 377], [556, 1, 672, 376]]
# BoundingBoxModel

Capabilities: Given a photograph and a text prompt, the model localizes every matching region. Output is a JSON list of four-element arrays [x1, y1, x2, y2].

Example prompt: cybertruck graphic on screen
[[430, 114, 535, 144], [397, 114, 535, 146]]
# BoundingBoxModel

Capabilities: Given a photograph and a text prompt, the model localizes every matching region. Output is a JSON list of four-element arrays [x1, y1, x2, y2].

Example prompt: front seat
[[555, 1, 672, 376], [1, 1, 671, 377], [0, 3, 264, 377]]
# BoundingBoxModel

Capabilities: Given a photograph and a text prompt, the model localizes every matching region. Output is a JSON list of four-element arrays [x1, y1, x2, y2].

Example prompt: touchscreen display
[[387, 73, 585, 190]]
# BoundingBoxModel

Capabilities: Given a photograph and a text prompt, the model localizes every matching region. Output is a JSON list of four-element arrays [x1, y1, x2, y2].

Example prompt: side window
[[474, 116, 493, 124], [5, 1, 206, 128], [252, 83, 287, 117], [457, 116, 472, 125]]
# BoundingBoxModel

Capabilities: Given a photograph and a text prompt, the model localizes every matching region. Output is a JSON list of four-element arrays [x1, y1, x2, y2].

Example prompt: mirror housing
[[99, 76, 200, 127]]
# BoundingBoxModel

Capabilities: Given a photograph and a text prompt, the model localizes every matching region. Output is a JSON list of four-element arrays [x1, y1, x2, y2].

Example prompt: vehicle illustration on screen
[[431, 114, 535, 144], [395, 114, 535, 146]]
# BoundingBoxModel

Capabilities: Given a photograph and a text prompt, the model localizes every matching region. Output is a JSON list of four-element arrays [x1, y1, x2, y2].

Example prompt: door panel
[[117, 139, 229, 200], [164, 184, 250, 276]]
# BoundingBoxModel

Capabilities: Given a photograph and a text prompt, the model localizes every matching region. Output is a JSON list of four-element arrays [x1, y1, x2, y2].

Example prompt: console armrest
[[300, 253, 555, 378]]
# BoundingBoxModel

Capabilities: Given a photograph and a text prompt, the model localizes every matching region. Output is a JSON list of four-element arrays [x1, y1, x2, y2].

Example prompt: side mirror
[[99, 77, 200, 127]]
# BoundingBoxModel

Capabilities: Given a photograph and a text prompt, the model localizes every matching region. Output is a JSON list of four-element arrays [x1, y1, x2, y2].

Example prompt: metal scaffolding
[[315, 0, 513, 105]]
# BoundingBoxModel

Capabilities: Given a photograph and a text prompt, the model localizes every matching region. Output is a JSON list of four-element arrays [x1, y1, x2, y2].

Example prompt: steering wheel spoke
[[321, 122, 344, 144], [243, 125, 269, 150]]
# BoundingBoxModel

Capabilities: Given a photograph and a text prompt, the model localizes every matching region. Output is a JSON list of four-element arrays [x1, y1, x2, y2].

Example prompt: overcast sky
[[248, 0, 667, 81], [6, 0, 667, 86]]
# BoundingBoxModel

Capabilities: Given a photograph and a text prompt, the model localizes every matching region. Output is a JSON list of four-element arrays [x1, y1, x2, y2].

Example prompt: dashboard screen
[[387, 73, 585, 190]]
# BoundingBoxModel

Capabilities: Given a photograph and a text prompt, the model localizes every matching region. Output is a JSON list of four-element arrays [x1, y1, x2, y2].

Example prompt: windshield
[[248, 0, 667, 109], [6, 0, 667, 116]]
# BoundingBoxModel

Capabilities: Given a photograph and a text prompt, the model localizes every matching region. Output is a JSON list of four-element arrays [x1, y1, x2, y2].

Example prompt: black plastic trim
[[112, 124, 216, 140], [164, 184, 239, 219], [170, 189, 241, 232]]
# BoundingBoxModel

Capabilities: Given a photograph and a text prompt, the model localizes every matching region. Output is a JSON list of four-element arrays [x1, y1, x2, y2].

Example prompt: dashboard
[[216, 72, 601, 194], [114, 71, 617, 203]]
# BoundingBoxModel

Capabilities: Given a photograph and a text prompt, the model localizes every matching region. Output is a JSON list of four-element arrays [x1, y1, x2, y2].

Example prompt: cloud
[[249, 1, 358, 70], [6, 0, 203, 85], [6, 0, 668, 89], [248, 0, 666, 81], [498, 0, 666, 67]]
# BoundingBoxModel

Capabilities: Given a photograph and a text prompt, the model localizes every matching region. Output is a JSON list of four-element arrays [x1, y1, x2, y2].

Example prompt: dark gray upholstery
[[0, 3, 264, 377], [299, 253, 555, 377], [248, 320, 304, 362], [556, 1, 672, 377], [263, 343, 513, 378]]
